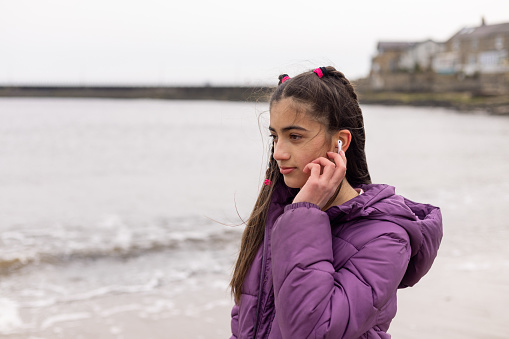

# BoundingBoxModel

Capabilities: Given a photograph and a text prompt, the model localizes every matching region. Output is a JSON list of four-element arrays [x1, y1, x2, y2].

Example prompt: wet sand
[[4, 257, 506, 339], [1, 271, 234, 339]]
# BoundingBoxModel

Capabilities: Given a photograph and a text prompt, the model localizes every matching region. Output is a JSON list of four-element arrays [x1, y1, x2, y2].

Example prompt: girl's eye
[[269, 134, 278, 141], [290, 134, 302, 140]]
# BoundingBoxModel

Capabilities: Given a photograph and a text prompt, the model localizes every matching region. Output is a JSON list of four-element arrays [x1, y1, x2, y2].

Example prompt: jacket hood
[[328, 183, 443, 288], [272, 181, 443, 288]]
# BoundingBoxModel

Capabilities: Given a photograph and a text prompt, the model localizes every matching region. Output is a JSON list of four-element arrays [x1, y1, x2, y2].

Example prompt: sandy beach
[[3, 254, 507, 339]]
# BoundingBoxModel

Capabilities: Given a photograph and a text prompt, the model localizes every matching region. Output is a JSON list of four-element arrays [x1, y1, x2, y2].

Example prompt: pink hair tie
[[264, 179, 272, 186], [313, 67, 328, 78], [281, 76, 290, 83]]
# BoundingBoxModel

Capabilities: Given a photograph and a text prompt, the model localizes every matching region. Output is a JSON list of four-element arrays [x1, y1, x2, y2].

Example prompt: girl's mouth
[[279, 167, 295, 175]]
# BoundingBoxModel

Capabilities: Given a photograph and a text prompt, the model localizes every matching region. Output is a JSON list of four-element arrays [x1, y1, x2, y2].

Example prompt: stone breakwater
[[0, 86, 273, 102]]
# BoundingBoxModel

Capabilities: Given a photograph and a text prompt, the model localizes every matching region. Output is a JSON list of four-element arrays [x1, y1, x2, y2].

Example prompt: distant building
[[433, 20, 509, 75], [370, 41, 416, 89], [371, 41, 416, 73], [399, 40, 444, 72], [368, 19, 509, 94]]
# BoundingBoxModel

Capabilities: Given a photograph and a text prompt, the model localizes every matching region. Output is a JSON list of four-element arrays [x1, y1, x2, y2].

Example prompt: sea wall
[[0, 86, 273, 102]]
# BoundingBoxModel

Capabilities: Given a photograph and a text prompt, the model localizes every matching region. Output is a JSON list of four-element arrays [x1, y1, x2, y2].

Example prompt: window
[[495, 36, 504, 50]]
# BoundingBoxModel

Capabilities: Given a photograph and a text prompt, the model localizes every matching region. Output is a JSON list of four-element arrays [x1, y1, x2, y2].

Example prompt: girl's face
[[269, 98, 334, 189]]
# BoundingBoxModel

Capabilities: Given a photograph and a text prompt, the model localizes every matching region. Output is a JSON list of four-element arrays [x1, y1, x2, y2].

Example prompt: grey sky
[[1, 0, 508, 85]]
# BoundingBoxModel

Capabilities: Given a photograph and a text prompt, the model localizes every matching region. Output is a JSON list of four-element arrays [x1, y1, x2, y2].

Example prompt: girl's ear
[[332, 129, 352, 152]]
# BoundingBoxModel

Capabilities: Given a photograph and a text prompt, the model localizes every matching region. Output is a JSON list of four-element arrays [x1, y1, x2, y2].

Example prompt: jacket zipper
[[252, 227, 268, 339]]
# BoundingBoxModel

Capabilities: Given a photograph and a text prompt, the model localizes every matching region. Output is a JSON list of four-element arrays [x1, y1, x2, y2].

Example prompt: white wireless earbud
[[337, 140, 343, 153]]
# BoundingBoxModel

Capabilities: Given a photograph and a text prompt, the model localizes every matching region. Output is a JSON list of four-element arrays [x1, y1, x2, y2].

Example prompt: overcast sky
[[0, 0, 508, 86]]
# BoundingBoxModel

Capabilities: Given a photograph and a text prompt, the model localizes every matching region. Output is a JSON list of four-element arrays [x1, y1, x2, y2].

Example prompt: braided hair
[[270, 66, 371, 186]]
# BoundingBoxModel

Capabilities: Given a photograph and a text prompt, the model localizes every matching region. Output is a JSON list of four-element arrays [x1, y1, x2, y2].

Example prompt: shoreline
[[1, 86, 508, 115]]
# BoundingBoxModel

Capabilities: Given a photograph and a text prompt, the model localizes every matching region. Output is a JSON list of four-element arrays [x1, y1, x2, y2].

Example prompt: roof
[[450, 22, 509, 41], [377, 41, 417, 52]]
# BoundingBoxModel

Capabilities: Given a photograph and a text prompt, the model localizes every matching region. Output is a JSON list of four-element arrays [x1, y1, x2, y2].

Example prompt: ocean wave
[[0, 216, 243, 276]]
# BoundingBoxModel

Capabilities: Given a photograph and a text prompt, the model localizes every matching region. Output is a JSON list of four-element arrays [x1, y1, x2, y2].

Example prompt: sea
[[1, 98, 508, 338]]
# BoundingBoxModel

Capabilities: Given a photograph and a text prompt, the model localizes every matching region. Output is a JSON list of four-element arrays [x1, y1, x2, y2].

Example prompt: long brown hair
[[230, 66, 371, 303]]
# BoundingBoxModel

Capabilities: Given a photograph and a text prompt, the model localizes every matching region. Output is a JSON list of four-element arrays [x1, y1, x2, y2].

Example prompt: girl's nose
[[273, 142, 290, 161]]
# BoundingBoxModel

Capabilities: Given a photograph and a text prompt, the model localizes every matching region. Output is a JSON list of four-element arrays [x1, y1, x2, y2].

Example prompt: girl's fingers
[[306, 163, 321, 178], [327, 151, 347, 182], [339, 150, 347, 166], [327, 151, 346, 168], [298, 154, 346, 207], [310, 156, 335, 166], [303, 163, 313, 174], [304, 162, 318, 174], [310, 157, 336, 179]]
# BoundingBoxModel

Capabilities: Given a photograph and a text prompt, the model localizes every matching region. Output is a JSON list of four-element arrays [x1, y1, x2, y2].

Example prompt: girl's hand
[[292, 151, 347, 208]]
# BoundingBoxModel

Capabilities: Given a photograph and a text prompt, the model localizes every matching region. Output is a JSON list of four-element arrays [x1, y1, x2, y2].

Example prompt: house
[[433, 19, 509, 76], [399, 40, 444, 72], [371, 41, 416, 74], [370, 41, 416, 89]]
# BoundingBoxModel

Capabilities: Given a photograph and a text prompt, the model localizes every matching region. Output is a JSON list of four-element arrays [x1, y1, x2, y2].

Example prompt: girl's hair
[[230, 66, 371, 303]]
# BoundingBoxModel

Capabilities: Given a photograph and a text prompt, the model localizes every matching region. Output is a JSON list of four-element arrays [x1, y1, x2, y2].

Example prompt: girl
[[229, 67, 443, 339]]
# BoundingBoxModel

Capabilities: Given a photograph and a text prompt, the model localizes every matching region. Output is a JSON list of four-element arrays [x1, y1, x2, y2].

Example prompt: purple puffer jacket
[[230, 181, 443, 339]]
